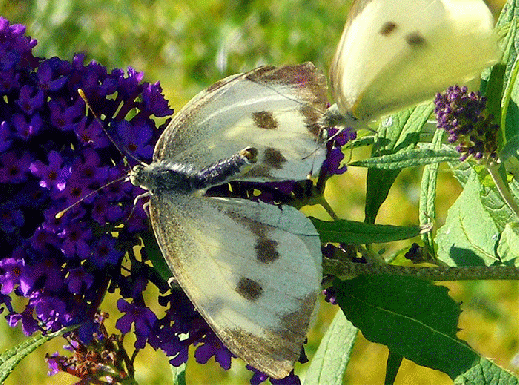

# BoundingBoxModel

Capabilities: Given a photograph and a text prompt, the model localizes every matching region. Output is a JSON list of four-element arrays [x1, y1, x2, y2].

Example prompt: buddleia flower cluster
[[0, 17, 249, 383], [434, 85, 498, 161]]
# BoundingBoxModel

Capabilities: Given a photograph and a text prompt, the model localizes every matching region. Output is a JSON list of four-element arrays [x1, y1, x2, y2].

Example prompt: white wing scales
[[330, 0, 498, 120], [153, 63, 328, 181], [148, 193, 322, 379]]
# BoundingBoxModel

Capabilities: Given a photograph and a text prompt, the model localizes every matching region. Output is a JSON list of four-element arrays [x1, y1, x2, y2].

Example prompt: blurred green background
[[1, 0, 516, 384]]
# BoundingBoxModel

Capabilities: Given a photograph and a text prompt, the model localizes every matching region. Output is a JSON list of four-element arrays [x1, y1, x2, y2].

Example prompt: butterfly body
[[130, 147, 258, 194], [130, 63, 327, 379]]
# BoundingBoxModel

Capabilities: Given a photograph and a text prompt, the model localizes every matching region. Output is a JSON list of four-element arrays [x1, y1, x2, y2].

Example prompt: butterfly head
[[130, 160, 209, 195]]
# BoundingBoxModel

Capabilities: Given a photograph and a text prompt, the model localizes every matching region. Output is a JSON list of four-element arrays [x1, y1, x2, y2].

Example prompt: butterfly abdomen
[[130, 147, 258, 194]]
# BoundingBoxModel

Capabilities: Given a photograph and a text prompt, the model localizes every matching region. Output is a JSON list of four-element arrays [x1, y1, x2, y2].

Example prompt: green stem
[[324, 258, 519, 281], [318, 197, 339, 220]]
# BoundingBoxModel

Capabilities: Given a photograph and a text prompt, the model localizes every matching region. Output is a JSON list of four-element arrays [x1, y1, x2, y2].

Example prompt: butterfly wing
[[330, 0, 498, 120], [153, 63, 328, 181], [148, 192, 322, 379]]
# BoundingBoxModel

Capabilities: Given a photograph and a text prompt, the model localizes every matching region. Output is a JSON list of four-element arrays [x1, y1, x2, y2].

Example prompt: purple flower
[[36, 59, 68, 92], [126, 203, 149, 233], [33, 295, 72, 332], [116, 298, 158, 349], [0, 293, 13, 314], [12, 113, 43, 140], [250, 368, 270, 385], [15, 85, 44, 115], [91, 195, 124, 225], [7, 305, 39, 335], [142, 82, 174, 117], [58, 171, 92, 206], [115, 119, 154, 159], [25, 258, 64, 292], [29, 150, 70, 190], [0, 257, 26, 294], [29, 227, 62, 258], [321, 127, 356, 176], [194, 331, 233, 370], [0, 151, 32, 183], [435, 85, 498, 161], [90, 235, 124, 268], [0, 121, 12, 152], [74, 117, 110, 149], [0, 203, 24, 233], [65, 267, 94, 294], [46, 353, 61, 376], [48, 98, 85, 132], [60, 222, 92, 259]]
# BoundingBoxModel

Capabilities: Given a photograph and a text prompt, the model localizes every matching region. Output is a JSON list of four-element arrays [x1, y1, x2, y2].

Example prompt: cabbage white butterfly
[[330, 0, 498, 121], [130, 63, 327, 379]]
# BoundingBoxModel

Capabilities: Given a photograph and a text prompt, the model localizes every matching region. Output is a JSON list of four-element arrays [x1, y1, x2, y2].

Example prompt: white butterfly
[[129, 0, 498, 379], [130, 63, 328, 379], [330, 0, 498, 122]]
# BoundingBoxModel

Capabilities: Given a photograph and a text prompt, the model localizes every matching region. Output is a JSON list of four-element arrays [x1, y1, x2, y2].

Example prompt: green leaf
[[501, 133, 519, 160], [436, 172, 500, 266], [503, 55, 519, 149], [497, 221, 519, 262], [310, 218, 422, 244], [348, 134, 376, 149], [450, 159, 473, 187], [419, 130, 445, 256], [484, 64, 506, 149], [171, 362, 187, 385], [350, 148, 459, 170], [303, 310, 357, 385], [0, 326, 75, 383], [499, 0, 519, 147], [365, 103, 434, 223], [142, 231, 173, 282], [454, 357, 519, 384], [475, 166, 517, 232], [333, 275, 478, 379], [496, 0, 519, 81]]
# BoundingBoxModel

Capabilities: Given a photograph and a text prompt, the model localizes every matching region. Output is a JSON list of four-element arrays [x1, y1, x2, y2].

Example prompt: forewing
[[330, 0, 497, 120], [153, 63, 328, 181], [148, 193, 322, 379]]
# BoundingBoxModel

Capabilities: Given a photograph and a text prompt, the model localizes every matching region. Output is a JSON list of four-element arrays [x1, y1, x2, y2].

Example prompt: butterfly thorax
[[129, 147, 258, 195]]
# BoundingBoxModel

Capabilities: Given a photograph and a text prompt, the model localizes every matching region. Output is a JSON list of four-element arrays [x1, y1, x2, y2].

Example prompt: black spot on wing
[[252, 111, 278, 130], [380, 21, 397, 36], [256, 236, 280, 263], [406, 32, 426, 46], [223, 207, 282, 264], [300, 105, 323, 139], [236, 277, 263, 301], [263, 148, 286, 169]]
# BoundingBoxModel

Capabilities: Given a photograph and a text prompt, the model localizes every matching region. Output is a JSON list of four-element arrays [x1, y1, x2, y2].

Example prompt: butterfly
[[130, 63, 328, 379], [330, 0, 498, 122], [129, 0, 498, 379]]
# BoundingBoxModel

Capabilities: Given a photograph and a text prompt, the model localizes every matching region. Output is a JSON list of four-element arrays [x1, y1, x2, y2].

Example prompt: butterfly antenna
[[78, 89, 145, 166], [55, 90, 147, 219], [55, 174, 129, 219]]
